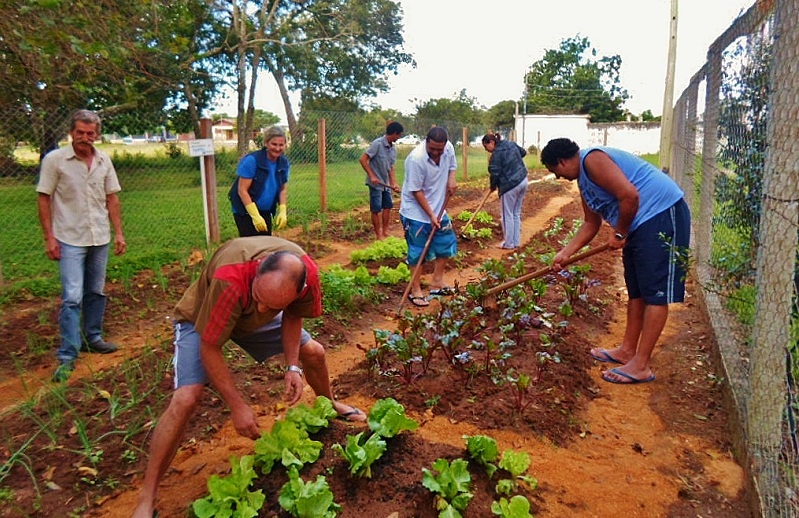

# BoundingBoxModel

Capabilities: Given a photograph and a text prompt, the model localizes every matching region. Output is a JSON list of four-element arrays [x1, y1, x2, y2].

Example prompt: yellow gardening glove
[[245, 202, 268, 232], [274, 204, 288, 230]]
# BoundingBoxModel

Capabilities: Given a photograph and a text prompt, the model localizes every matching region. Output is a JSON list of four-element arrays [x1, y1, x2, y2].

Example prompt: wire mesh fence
[[670, 1, 799, 515], [0, 108, 492, 298]]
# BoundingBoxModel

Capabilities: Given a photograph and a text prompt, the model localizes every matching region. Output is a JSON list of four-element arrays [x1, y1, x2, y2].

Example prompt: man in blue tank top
[[541, 138, 691, 385]]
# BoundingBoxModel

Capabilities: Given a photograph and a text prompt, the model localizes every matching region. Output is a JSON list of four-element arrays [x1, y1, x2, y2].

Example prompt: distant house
[[212, 119, 236, 142]]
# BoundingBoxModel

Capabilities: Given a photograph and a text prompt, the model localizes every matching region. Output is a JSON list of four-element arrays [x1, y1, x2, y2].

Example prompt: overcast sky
[[213, 0, 755, 121]]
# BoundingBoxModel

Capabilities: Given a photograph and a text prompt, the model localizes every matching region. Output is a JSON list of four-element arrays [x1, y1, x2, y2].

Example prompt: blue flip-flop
[[601, 367, 655, 384], [590, 349, 623, 364]]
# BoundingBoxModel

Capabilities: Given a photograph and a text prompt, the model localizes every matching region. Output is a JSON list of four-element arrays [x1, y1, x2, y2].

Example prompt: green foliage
[[496, 450, 537, 495], [523, 35, 629, 122], [350, 236, 408, 263], [284, 396, 338, 434], [252, 420, 323, 475], [320, 264, 379, 316], [464, 434, 500, 478], [375, 262, 411, 285], [367, 397, 419, 438], [331, 431, 387, 479], [491, 495, 533, 517], [422, 458, 474, 517], [278, 467, 341, 518], [192, 455, 265, 518]]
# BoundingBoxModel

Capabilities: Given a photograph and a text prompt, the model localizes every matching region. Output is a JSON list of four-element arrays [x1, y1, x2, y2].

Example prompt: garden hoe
[[459, 189, 493, 241], [397, 195, 451, 314], [481, 242, 612, 305]]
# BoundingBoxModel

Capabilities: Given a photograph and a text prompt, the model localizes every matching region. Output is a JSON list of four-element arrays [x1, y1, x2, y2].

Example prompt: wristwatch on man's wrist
[[285, 364, 303, 376], [614, 232, 627, 241]]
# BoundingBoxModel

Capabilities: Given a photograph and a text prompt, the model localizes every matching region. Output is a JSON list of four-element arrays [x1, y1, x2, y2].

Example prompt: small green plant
[[320, 264, 379, 316], [543, 217, 564, 238], [495, 450, 537, 496], [331, 431, 387, 479], [375, 262, 411, 284], [192, 455, 265, 518], [464, 434, 500, 478], [422, 458, 474, 518], [284, 396, 338, 434], [491, 495, 533, 517], [252, 420, 323, 474], [367, 397, 419, 438], [278, 466, 341, 518], [349, 236, 407, 263]]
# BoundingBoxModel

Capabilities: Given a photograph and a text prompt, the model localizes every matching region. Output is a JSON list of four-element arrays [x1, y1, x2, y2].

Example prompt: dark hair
[[386, 121, 404, 135], [481, 133, 501, 145], [540, 138, 580, 167], [426, 126, 449, 143], [257, 251, 307, 294]]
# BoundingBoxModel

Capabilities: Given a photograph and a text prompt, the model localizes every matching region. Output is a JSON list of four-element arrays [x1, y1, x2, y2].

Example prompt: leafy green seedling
[[278, 466, 341, 518], [491, 495, 533, 517], [331, 431, 387, 478], [422, 458, 474, 517], [375, 262, 411, 284], [367, 397, 419, 438], [284, 396, 338, 433], [464, 434, 499, 478], [192, 455, 265, 518], [252, 420, 323, 474], [496, 450, 538, 495]]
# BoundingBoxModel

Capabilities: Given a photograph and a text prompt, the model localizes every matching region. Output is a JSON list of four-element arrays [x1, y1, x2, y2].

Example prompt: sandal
[[429, 286, 455, 296], [408, 295, 429, 307]]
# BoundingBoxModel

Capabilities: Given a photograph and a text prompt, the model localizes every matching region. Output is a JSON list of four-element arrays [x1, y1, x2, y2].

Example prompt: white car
[[396, 134, 421, 145]]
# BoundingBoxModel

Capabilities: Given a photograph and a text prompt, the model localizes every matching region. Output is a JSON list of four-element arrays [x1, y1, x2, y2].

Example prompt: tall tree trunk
[[273, 68, 302, 142]]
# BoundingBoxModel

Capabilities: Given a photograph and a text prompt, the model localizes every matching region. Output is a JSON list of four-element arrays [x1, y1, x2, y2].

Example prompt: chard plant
[[503, 369, 534, 414], [491, 495, 533, 517], [252, 420, 323, 474], [331, 431, 387, 478], [192, 455, 265, 518], [421, 458, 474, 518], [278, 466, 341, 518]]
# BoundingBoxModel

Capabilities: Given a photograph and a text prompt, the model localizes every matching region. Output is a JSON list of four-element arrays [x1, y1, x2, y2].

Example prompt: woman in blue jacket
[[482, 133, 529, 249]]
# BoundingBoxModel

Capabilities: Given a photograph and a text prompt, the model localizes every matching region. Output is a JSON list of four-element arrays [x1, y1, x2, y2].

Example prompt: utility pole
[[659, 0, 678, 174]]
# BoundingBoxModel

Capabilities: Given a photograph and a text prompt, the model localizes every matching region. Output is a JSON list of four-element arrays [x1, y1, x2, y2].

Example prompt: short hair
[[540, 138, 580, 167], [70, 110, 101, 132], [481, 133, 501, 145], [263, 126, 286, 145], [426, 126, 449, 143], [257, 251, 306, 294], [386, 121, 404, 135]]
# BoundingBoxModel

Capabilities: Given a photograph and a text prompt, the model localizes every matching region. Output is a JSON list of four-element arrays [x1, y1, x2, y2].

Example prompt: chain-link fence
[[670, 1, 798, 516], [0, 109, 492, 298]]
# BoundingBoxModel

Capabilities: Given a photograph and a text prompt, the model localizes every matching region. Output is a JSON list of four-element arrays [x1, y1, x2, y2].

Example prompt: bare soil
[[0, 173, 751, 518]]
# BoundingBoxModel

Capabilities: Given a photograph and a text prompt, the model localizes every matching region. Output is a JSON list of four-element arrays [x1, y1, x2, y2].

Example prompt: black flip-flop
[[429, 286, 454, 296], [408, 295, 429, 307], [336, 407, 365, 422]]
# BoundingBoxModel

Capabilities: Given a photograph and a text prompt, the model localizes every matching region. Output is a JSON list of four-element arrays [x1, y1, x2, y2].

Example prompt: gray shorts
[[172, 315, 311, 388]]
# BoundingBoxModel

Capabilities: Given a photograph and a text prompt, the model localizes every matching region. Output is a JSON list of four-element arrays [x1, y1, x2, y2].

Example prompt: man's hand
[[284, 370, 304, 405], [114, 234, 126, 255], [44, 236, 60, 260], [230, 404, 260, 440]]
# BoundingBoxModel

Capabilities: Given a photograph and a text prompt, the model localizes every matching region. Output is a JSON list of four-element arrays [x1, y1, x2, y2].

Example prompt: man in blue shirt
[[359, 121, 403, 240]]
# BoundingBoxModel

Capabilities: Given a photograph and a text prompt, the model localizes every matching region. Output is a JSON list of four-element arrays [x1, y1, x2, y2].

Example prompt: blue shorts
[[369, 186, 393, 213], [622, 199, 691, 305], [173, 317, 312, 388], [401, 214, 458, 265]]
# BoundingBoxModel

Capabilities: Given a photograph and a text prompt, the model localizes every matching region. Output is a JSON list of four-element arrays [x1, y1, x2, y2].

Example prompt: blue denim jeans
[[500, 178, 529, 249], [57, 242, 109, 362]]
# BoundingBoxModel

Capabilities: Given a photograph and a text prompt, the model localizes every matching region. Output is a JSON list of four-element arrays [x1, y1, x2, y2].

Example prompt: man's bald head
[[252, 251, 307, 312]]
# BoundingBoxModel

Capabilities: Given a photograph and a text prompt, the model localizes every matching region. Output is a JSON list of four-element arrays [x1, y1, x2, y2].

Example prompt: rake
[[481, 243, 612, 303]]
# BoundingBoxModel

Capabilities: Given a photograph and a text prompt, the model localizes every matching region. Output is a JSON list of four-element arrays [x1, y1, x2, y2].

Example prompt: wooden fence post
[[318, 118, 327, 212]]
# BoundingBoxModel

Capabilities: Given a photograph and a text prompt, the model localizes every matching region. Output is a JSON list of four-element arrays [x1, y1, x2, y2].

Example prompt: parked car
[[396, 134, 421, 145]]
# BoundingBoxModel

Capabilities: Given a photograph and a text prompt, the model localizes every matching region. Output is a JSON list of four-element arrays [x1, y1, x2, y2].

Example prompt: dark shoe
[[52, 361, 75, 383], [82, 339, 118, 354]]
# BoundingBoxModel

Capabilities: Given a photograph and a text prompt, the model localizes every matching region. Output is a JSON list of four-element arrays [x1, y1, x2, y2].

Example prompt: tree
[[0, 0, 226, 160], [222, 0, 414, 155], [413, 90, 485, 139], [523, 36, 629, 122], [484, 101, 518, 133]]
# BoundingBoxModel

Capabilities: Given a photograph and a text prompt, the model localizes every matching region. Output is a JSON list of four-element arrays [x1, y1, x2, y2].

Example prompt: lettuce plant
[[192, 455, 265, 518], [284, 396, 338, 434], [252, 420, 323, 474], [422, 458, 473, 518], [367, 397, 419, 438], [278, 466, 341, 518], [491, 495, 533, 517], [495, 450, 537, 495], [331, 431, 387, 478], [464, 434, 499, 478]]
